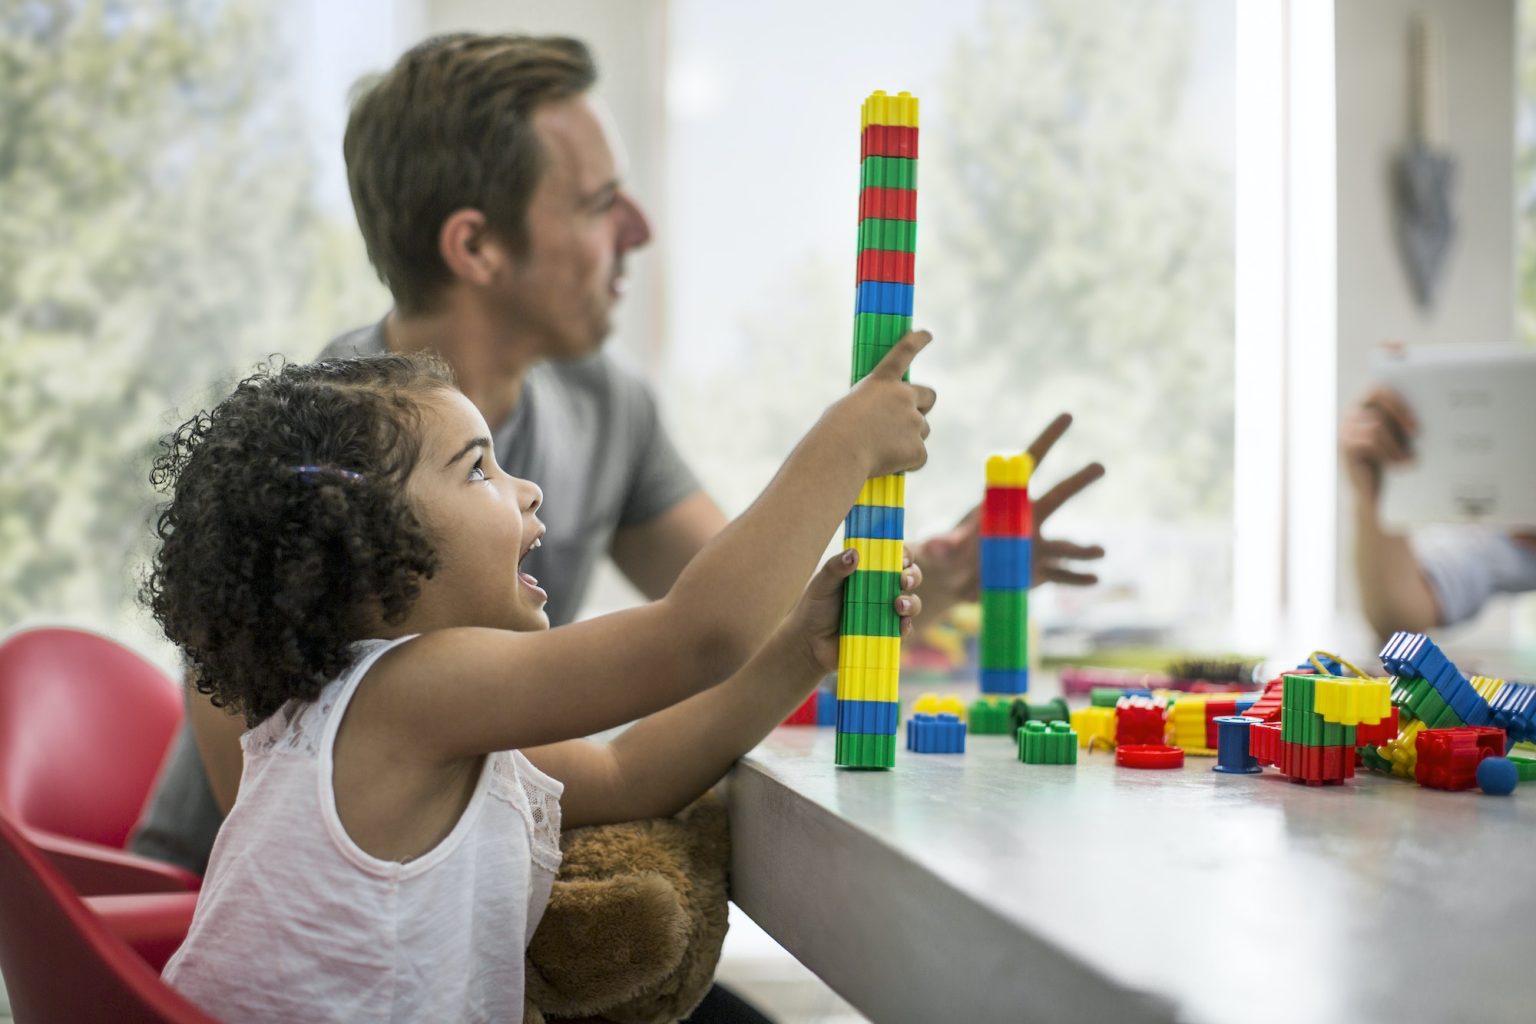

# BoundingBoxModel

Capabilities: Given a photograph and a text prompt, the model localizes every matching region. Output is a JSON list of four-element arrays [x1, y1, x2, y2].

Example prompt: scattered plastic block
[[1115, 744, 1184, 769], [907, 713, 966, 754], [1070, 706, 1116, 749], [967, 697, 1012, 735], [1213, 716, 1262, 774], [1115, 696, 1167, 746], [1415, 726, 1505, 791], [1018, 720, 1077, 764]]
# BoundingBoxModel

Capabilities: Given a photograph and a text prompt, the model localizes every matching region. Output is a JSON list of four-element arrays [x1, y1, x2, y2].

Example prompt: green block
[[857, 217, 917, 254], [1413, 688, 1450, 729], [1360, 746, 1395, 774], [980, 589, 1028, 668], [1508, 755, 1536, 781], [837, 731, 896, 769], [1282, 674, 1314, 712], [1090, 687, 1123, 708], [968, 698, 1012, 735], [844, 570, 902, 605], [860, 155, 918, 191], [839, 597, 902, 638], [853, 312, 911, 348], [1018, 720, 1078, 764], [1390, 674, 1419, 717], [1320, 720, 1357, 748]]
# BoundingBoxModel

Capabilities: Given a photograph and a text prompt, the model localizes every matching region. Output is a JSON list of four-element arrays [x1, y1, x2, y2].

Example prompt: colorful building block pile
[[1267, 673, 1393, 785], [1018, 721, 1077, 764], [979, 453, 1033, 694], [1165, 693, 1260, 757], [836, 89, 919, 770]]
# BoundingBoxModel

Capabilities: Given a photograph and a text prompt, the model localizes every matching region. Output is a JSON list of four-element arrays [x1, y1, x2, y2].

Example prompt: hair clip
[[290, 465, 366, 484]]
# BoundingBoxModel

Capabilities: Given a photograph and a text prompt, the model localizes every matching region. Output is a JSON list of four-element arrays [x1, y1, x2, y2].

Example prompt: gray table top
[[725, 683, 1536, 1024]]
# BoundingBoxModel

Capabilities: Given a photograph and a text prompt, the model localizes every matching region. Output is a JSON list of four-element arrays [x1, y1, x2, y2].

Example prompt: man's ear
[[438, 208, 506, 287]]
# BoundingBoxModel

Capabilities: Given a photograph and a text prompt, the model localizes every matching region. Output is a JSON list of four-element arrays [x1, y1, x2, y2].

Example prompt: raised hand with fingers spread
[[912, 412, 1106, 624]]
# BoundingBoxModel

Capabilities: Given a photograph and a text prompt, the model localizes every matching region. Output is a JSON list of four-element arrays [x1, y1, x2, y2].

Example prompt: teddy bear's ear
[[527, 872, 689, 1017]]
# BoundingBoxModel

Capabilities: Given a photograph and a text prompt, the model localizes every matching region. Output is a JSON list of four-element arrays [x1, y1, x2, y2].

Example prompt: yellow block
[[1313, 676, 1392, 726], [984, 452, 1035, 489], [1470, 675, 1506, 703], [861, 89, 919, 129], [911, 693, 966, 719], [856, 475, 905, 508], [1379, 718, 1426, 778], [844, 536, 904, 573], [1070, 706, 1116, 749]]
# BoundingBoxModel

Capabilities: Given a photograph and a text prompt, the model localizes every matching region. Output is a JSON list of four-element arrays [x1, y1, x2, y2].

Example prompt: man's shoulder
[[533, 350, 655, 407], [315, 320, 388, 361]]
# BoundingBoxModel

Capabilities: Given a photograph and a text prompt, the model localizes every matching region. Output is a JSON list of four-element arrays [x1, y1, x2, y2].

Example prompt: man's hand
[[1340, 386, 1418, 506], [914, 412, 1105, 624], [791, 548, 924, 675]]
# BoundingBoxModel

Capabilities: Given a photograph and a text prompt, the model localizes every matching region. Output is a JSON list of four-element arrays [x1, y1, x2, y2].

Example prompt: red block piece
[[861, 124, 919, 159], [1204, 699, 1238, 748], [1242, 677, 1286, 724], [1277, 738, 1352, 786], [1115, 700, 1166, 746], [782, 691, 818, 726], [1250, 721, 1281, 766], [859, 187, 917, 222], [856, 248, 916, 285], [980, 487, 1032, 537], [1354, 707, 1400, 747], [1415, 726, 1505, 791]]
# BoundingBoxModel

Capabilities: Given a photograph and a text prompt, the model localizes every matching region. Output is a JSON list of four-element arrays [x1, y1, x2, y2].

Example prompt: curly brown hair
[[143, 353, 457, 725]]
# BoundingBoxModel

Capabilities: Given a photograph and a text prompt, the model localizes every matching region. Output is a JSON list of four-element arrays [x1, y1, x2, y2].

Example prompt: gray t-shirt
[[129, 321, 701, 873]]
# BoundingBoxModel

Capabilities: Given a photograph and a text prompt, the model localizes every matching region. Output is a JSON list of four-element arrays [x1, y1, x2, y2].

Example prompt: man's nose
[[616, 191, 652, 250]]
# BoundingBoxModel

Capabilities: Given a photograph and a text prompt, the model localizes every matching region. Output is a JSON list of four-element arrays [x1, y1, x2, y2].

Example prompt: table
[[725, 682, 1536, 1024]]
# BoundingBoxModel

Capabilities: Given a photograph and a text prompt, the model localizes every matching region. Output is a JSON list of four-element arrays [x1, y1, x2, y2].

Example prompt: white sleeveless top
[[164, 636, 563, 1023]]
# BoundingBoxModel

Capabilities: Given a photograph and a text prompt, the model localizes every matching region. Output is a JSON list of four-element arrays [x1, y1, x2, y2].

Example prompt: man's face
[[495, 94, 652, 360]]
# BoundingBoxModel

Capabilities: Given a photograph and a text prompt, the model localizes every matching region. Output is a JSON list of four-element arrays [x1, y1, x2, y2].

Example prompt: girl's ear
[[438, 209, 508, 288]]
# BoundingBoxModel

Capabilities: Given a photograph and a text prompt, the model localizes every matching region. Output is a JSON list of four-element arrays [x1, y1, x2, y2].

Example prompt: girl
[[147, 332, 935, 1022]]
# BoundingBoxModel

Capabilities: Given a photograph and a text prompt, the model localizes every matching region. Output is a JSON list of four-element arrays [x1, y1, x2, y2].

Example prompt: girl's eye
[[469, 457, 489, 483]]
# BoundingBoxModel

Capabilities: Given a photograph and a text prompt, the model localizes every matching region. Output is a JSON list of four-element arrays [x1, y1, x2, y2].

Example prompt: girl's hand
[[791, 547, 924, 676], [826, 331, 936, 478]]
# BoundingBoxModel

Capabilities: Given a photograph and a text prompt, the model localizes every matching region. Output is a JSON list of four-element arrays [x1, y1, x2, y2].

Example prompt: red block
[[1116, 701, 1166, 746], [1250, 721, 1281, 766], [859, 187, 917, 222], [1242, 677, 1286, 724], [861, 124, 919, 159], [782, 691, 818, 726], [856, 248, 916, 285], [1277, 738, 1353, 786], [1204, 699, 1238, 748], [1354, 707, 1400, 747], [980, 487, 1032, 537], [1415, 726, 1505, 790]]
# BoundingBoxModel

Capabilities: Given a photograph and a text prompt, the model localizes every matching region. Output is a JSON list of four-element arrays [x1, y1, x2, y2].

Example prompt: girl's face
[[404, 390, 549, 633]]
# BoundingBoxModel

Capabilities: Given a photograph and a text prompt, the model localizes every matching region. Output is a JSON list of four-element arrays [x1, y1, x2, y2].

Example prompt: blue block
[[906, 712, 966, 754], [844, 504, 904, 540], [854, 280, 915, 317], [837, 698, 900, 735], [816, 690, 838, 726], [1235, 697, 1257, 714], [979, 538, 1031, 589], [980, 668, 1029, 694]]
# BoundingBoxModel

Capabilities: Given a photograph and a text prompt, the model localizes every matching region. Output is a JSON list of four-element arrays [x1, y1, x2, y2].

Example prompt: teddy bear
[[524, 792, 732, 1024]]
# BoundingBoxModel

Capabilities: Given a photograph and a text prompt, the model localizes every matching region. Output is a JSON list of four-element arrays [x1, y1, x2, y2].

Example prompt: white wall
[[1332, 0, 1519, 648]]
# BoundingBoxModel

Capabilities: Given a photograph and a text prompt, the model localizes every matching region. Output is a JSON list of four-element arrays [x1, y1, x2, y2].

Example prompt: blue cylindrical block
[[1212, 715, 1262, 774]]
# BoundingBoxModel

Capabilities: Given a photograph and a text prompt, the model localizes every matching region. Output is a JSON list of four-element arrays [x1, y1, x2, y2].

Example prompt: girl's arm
[[364, 332, 934, 761], [526, 548, 918, 826]]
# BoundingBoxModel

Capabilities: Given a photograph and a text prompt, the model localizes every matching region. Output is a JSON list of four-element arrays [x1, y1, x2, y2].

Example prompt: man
[[133, 27, 1103, 897], [1342, 385, 1536, 638]]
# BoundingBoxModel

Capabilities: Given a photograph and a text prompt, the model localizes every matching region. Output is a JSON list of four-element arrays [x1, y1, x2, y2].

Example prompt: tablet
[[1372, 343, 1536, 528]]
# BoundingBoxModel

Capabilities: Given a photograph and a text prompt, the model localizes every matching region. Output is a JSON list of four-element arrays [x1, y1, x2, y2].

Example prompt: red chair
[[0, 808, 210, 1023], [0, 626, 200, 894]]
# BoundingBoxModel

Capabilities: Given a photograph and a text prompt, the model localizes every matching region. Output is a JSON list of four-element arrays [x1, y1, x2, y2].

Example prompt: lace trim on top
[[490, 752, 563, 874]]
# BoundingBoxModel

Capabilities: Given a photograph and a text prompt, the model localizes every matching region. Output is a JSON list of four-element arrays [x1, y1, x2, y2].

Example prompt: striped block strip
[[839, 89, 919, 769]]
